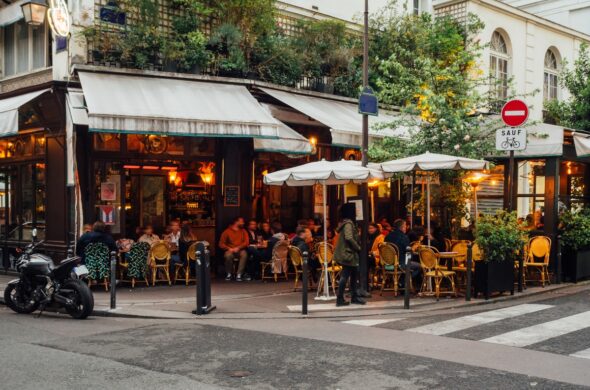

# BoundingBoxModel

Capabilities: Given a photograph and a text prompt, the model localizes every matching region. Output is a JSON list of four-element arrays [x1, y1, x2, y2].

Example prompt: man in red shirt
[[219, 217, 250, 281]]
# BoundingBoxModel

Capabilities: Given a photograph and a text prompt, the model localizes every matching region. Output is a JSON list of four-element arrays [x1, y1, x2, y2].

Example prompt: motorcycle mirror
[[32, 228, 37, 239]]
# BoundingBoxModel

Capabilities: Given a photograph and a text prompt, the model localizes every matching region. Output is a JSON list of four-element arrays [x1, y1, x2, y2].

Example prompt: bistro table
[[438, 251, 462, 271]]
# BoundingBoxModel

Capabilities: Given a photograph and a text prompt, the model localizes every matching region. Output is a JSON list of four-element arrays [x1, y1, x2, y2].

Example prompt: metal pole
[[507, 150, 515, 211], [466, 243, 472, 301], [556, 235, 562, 284], [426, 175, 431, 246], [110, 251, 117, 310], [302, 251, 309, 315], [404, 247, 411, 309], [474, 186, 478, 221], [410, 172, 415, 229], [323, 184, 329, 298]]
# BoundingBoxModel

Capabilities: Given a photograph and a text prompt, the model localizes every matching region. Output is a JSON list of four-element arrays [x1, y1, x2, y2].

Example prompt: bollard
[[518, 251, 524, 292], [110, 251, 117, 310], [193, 242, 216, 315], [404, 247, 411, 310], [302, 251, 309, 315], [466, 243, 473, 301], [195, 249, 203, 315], [556, 235, 563, 284]]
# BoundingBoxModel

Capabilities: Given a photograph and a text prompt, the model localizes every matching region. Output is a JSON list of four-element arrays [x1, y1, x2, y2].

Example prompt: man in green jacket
[[334, 203, 366, 307]]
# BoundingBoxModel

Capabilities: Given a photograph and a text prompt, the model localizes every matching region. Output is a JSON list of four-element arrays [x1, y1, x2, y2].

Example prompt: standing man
[[219, 217, 250, 282]]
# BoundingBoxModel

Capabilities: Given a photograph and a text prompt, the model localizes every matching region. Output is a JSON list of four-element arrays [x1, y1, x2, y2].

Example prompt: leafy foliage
[[560, 208, 590, 251], [475, 211, 527, 262], [545, 43, 590, 131], [251, 30, 303, 86]]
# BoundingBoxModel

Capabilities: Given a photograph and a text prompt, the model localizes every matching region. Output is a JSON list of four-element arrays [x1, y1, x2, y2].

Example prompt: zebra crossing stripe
[[570, 347, 590, 359], [406, 304, 552, 336], [342, 319, 402, 327], [481, 311, 590, 347]]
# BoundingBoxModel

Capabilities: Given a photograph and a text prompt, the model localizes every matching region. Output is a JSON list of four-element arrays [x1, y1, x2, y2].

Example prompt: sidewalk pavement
[[1, 272, 587, 320]]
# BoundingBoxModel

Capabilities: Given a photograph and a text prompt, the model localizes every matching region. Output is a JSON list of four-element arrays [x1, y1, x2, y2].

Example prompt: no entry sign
[[501, 99, 529, 127]]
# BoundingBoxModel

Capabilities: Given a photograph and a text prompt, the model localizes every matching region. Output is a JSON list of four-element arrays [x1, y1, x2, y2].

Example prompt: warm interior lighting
[[142, 166, 160, 170], [262, 169, 268, 176], [160, 166, 177, 171], [368, 180, 381, 188], [464, 172, 489, 188], [21, 0, 48, 26], [123, 165, 141, 169], [309, 137, 317, 146], [199, 162, 215, 185], [168, 171, 177, 184]]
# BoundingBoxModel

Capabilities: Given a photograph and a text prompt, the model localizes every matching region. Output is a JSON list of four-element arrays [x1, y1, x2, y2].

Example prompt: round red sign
[[501, 99, 529, 127]]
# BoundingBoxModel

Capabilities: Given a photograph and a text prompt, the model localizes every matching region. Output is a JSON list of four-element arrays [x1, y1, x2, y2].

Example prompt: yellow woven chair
[[379, 242, 409, 296], [289, 245, 313, 291], [174, 242, 198, 286], [316, 241, 340, 295], [418, 246, 457, 300], [149, 242, 171, 286], [444, 238, 453, 252], [525, 236, 551, 287], [261, 240, 289, 282]]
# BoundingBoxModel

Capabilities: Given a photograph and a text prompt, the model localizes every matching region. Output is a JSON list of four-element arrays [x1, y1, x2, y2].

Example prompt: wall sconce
[[21, 0, 48, 26], [199, 162, 215, 185], [309, 136, 318, 154]]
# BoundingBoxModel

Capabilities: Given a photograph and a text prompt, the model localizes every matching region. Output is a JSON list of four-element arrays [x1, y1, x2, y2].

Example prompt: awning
[[253, 104, 311, 155], [259, 87, 406, 148], [0, 88, 50, 137], [78, 72, 280, 138], [0, 0, 25, 27], [490, 122, 564, 158], [573, 132, 590, 157], [66, 89, 89, 126]]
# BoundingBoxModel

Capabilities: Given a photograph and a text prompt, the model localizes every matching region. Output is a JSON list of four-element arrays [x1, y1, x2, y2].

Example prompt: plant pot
[[474, 260, 514, 300], [563, 248, 590, 282]]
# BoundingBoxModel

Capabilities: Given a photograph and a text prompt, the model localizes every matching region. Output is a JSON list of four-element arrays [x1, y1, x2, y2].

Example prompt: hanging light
[[21, 0, 48, 26]]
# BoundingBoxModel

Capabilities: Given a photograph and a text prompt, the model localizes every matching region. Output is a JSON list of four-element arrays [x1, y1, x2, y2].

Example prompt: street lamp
[[464, 172, 490, 222], [21, 0, 48, 26]]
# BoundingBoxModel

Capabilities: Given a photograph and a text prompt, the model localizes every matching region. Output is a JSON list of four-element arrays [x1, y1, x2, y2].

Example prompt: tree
[[370, 11, 497, 161], [545, 43, 590, 131]]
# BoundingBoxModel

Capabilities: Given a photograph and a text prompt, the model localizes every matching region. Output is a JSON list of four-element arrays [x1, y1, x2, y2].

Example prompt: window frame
[[543, 49, 559, 101], [489, 31, 510, 103], [1, 21, 49, 79]]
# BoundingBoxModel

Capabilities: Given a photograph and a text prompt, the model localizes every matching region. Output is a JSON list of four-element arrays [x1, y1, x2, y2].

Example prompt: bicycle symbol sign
[[496, 128, 527, 151]]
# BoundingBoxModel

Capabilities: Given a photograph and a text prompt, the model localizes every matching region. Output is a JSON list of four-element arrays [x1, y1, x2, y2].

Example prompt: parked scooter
[[3, 227, 94, 319]]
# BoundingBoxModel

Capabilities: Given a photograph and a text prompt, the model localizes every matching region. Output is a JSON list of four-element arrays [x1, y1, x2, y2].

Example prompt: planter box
[[563, 248, 590, 282], [474, 260, 514, 300]]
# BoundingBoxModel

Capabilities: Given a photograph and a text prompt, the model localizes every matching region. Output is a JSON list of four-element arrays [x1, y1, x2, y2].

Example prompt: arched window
[[489, 31, 510, 102], [543, 49, 559, 101]]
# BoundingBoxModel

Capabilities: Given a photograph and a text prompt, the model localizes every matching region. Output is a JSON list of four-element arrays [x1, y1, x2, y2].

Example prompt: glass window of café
[[517, 160, 546, 229], [0, 134, 46, 240], [559, 161, 589, 212], [91, 134, 217, 243]]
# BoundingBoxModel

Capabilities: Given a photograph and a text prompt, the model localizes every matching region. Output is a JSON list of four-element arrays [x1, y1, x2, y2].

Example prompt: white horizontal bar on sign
[[406, 304, 552, 336], [504, 110, 526, 116], [482, 311, 590, 347]]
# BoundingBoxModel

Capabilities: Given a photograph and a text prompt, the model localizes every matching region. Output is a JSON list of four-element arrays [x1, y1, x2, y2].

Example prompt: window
[[543, 49, 559, 101], [489, 31, 510, 106], [413, 0, 420, 14], [517, 160, 545, 229], [2, 20, 48, 78]]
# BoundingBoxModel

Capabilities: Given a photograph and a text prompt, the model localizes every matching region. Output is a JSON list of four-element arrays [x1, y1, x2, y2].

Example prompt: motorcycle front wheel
[[62, 279, 94, 319], [3, 283, 39, 314]]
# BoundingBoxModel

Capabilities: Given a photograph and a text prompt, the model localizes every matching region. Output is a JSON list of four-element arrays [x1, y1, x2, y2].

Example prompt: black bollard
[[556, 235, 562, 284], [404, 247, 411, 310], [194, 242, 216, 315], [518, 250, 524, 292], [466, 243, 473, 301], [302, 251, 309, 315], [195, 249, 203, 314], [110, 251, 117, 310]]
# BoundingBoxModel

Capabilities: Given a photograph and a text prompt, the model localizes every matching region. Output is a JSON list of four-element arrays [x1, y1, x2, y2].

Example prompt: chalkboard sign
[[224, 185, 240, 207]]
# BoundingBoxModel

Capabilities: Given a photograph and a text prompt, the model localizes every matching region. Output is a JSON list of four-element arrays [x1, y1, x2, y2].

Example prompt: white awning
[[259, 87, 406, 148], [574, 132, 590, 157], [67, 89, 89, 126], [0, 88, 50, 137], [254, 104, 311, 155], [78, 72, 280, 138], [508, 123, 564, 157], [0, 0, 25, 27]]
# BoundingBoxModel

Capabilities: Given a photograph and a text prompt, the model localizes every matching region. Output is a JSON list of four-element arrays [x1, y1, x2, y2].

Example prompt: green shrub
[[475, 210, 527, 262], [560, 208, 590, 251]]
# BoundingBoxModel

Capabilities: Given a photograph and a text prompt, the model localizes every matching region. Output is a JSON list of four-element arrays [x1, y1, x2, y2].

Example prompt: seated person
[[219, 217, 250, 282], [424, 222, 446, 252], [76, 221, 117, 264], [138, 225, 160, 246], [260, 221, 273, 240], [165, 220, 183, 275], [385, 219, 421, 280], [246, 219, 266, 279], [177, 223, 198, 275], [291, 227, 320, 281], [368, 222, 384, 268]]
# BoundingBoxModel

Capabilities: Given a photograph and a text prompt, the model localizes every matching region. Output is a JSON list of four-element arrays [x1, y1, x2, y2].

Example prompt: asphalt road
[[1, 286, 589, 389]]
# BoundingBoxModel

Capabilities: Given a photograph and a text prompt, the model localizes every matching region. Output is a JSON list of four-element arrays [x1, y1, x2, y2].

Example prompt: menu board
[[224, 185, 240, 207]]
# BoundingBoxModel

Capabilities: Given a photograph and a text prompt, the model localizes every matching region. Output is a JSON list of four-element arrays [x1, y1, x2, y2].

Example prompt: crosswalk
[[340, 303, 590, 360]]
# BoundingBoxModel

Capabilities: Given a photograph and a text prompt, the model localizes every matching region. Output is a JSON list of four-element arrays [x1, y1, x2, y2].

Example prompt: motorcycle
[[3, 228, 94, 319]]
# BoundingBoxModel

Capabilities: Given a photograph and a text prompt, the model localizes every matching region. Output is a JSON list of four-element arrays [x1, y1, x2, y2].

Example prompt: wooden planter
[[563, 248, 590, 282], [474, 260, 514, 300]]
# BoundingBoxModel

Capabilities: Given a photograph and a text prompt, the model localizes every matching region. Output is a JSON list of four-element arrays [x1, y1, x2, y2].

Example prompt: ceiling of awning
[[0, 88, 50, 137], [78, 72, 281, 139]]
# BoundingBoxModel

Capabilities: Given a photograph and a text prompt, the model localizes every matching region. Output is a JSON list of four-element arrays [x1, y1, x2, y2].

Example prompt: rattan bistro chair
[[418, 246, 457, 300], [121, 241, 150, 288], [84, 242, 110, 291], [149, 242, 172, 286], [525, 236, 551, 287], [261, 240, 289, 282], [174, 242, 199, 286], [316, 241, 340, 295], [289, 245, 313, 291], [378, 242, 408, 296]]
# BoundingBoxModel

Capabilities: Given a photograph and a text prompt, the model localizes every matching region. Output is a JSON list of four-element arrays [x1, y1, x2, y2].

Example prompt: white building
[[502, 0, 590, 36]]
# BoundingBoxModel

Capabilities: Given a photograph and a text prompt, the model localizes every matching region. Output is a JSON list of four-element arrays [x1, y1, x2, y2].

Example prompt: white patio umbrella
[[264, 159, 384, 300], [380, 152, 489, 245]]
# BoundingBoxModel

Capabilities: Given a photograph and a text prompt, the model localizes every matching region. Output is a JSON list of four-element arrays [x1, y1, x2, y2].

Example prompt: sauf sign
[[496, 128, 527, 151]]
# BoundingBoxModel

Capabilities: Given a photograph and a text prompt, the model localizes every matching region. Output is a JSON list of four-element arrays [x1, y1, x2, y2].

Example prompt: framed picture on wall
[[347, 197, 364, 222], [224, 185, 240, 207], [100, 182, 117, 201]]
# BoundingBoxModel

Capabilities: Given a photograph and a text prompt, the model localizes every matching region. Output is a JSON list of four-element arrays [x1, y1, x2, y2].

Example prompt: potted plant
[[474, 210, 527, 299], [560, 208, 590, 282]]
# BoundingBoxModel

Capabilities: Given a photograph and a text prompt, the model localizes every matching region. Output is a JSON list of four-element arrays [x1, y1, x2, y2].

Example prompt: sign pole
[[507, 149, 515, 211]]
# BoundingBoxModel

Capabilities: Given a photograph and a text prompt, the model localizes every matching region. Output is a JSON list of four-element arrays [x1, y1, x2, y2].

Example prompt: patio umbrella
[[380, 152, 489, 245], [264, 159, 384, 300]]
